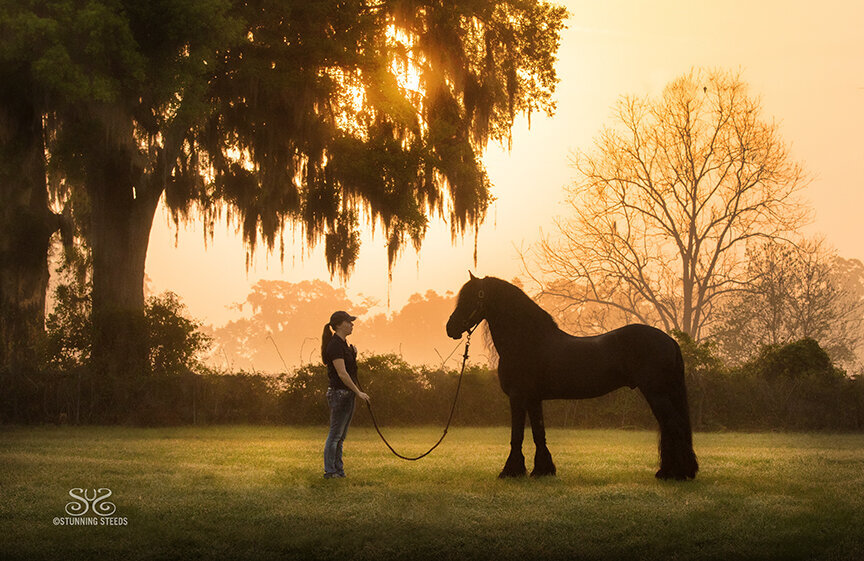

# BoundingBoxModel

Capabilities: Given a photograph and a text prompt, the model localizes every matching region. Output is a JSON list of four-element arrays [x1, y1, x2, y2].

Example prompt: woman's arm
[[333, 359, 370, 402]]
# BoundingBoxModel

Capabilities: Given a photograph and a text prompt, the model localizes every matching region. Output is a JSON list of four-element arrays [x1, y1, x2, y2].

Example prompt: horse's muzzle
[[445, 319, 463, 339]]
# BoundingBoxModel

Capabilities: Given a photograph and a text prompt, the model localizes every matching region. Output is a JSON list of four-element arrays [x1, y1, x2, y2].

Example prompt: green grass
[[1, 425, 863, 560]]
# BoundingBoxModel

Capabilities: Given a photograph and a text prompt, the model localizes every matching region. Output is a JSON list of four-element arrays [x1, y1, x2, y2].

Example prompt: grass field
[[1, 425, 863, 561]]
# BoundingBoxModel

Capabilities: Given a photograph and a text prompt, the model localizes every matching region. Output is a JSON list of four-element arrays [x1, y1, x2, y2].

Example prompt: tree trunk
[[86, 147, 161, 422], [681, 274, 695, 338], [0, 89, 58, 414]]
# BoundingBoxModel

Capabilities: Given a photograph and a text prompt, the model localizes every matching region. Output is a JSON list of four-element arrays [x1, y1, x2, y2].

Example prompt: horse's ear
[[468, 270, 477, 281]]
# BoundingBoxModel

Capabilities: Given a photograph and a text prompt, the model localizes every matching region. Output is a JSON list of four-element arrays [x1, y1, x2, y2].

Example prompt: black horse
[[446, 273, 698, 480]]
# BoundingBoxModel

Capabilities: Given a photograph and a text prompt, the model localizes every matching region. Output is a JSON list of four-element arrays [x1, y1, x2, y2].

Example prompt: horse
[[446, 273, 698, 481]]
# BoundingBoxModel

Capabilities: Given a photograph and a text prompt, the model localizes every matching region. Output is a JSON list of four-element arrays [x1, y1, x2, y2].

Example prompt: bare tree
[[530, 68, 809, 340], [715, 238, 864, 368]]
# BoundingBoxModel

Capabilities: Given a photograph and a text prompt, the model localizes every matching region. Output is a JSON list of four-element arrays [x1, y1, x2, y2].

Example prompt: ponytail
[[321, 323, 333, 364]]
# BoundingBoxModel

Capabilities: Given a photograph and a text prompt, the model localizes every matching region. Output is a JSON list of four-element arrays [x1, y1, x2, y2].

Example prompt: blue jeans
[[324, 387, 356, 477]]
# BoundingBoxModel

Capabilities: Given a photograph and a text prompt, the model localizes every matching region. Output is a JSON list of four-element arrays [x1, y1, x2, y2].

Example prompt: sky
[[144, 0, 864, 328]]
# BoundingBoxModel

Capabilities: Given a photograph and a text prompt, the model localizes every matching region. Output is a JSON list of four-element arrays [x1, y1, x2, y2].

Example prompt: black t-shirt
[[324, 335, 359, 391]]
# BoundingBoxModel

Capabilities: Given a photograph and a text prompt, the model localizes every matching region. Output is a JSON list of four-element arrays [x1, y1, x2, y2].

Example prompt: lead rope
[[356, 325, 476, 461]]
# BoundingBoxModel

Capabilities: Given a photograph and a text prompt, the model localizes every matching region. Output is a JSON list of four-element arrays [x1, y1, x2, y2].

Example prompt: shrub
[[746, 337, 845, 381]]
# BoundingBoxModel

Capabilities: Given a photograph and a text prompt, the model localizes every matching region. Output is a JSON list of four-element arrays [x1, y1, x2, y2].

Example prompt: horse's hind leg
[[499, 396, 527, 478], [640, 387, 697, 480], [527, 399, 556, 477]]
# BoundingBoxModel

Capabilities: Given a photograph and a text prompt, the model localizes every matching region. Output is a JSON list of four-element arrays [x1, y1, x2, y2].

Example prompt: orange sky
[[145, 0, 864, 327]]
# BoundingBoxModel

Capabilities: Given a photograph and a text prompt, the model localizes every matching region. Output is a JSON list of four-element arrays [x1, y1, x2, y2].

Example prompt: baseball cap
[[329, 310, 357, 326]]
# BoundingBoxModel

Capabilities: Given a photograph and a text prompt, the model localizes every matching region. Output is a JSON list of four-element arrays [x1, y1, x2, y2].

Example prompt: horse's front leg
[[499, 396, 527, 478], [527, 399, 556, 477]]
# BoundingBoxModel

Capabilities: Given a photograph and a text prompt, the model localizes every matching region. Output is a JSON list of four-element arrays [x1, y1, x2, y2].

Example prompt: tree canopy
[[186, 0, 568, 280]]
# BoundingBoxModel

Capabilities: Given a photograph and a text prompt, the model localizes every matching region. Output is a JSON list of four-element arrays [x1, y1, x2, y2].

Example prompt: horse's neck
[[485, 303, 551, 353], [484, 314, 506, 346]]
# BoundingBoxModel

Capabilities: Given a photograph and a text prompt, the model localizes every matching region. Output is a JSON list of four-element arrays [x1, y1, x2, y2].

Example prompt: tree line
[[7, 341, 862, 430], [2, 256, 861, 427], [3, 230, 861, 425], [205, 279, 466, 372]]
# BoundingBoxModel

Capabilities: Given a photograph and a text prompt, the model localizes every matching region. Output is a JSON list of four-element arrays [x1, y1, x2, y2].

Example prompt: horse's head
[[446, 272, 487, 339]]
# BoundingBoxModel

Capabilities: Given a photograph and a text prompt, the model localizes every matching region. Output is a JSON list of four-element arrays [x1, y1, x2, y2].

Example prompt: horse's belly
[[542, 356, 631, 399], [543, 375, 625, 400]]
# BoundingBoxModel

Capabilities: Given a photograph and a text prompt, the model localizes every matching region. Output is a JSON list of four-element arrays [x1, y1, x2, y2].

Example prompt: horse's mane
[[483, 277, 559, 335]]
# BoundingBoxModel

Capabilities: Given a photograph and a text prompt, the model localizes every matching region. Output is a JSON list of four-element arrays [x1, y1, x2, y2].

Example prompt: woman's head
[[321, 311, 358, 363], [329, 310, 356, 336]]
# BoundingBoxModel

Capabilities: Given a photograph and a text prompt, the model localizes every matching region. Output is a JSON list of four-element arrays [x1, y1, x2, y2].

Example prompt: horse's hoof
[[656, 468, 692, 481], [530, 461, 557, 477], [498, 467, 527, 478]]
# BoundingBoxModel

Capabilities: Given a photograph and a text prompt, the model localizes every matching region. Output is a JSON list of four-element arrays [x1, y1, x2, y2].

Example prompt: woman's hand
[[356, 391, 370, 403]]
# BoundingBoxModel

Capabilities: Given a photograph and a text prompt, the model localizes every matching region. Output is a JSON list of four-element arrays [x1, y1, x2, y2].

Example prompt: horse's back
[[603, 323, 677, 350], [539, 324, 679, 399], [594, 322, 678, 362]]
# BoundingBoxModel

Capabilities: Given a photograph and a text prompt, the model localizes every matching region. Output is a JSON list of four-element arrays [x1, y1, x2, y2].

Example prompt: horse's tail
[[672, 339, 698, 477], [672, 341, 691, 429]]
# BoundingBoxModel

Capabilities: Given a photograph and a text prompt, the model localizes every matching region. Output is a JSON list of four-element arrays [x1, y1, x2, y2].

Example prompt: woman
[[321, 310, 370, 479]]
